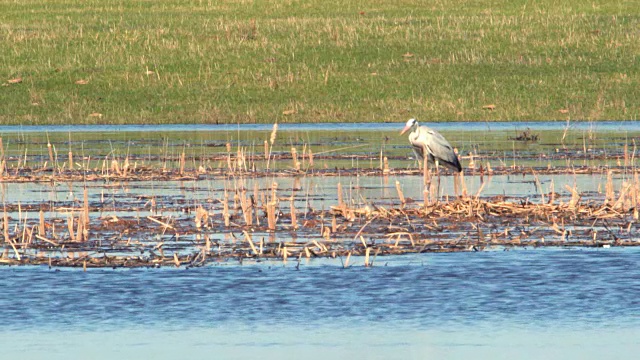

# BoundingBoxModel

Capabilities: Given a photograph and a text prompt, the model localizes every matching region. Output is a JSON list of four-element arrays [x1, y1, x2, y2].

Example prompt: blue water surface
[[1, 248, 639, 359]]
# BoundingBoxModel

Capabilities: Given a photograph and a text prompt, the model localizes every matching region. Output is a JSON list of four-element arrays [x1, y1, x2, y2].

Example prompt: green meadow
[[1, 0, 638, 125]]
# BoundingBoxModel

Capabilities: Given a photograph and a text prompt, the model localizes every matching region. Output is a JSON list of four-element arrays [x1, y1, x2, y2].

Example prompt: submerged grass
[[0, 0, 638, 124], [0, 126, 636, 172]]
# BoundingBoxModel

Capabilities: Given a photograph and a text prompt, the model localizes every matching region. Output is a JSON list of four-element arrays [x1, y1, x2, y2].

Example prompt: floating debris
[[510, 128, 539, 142]]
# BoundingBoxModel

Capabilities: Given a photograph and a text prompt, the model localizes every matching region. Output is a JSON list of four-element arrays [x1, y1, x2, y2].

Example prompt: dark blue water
[[1, 248, 639, 359]]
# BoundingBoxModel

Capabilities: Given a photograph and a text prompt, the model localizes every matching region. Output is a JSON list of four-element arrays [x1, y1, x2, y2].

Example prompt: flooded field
[[1, 121, 640, 267], [1, 122, 639, 358]]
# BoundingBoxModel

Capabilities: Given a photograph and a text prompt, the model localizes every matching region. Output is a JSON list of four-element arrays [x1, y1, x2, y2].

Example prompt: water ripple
[[1, 248, 639, 332]]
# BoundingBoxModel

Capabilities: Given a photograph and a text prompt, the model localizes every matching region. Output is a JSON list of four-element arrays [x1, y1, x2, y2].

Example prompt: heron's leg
[[423, 156, 431, 186], [413, 149, 422, 169], [422, 159, 432, 205], [453, 171, 460, 198]]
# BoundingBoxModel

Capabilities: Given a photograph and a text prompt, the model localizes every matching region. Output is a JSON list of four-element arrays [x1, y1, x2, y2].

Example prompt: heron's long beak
[[400, 125, 410, 135]]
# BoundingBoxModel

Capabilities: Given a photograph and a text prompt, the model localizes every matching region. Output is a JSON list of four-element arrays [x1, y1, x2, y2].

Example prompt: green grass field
[[1, 0, 638, 125]]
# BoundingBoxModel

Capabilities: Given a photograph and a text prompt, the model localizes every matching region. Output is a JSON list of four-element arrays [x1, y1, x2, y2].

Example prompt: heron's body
[[401, 119, 462, 172]]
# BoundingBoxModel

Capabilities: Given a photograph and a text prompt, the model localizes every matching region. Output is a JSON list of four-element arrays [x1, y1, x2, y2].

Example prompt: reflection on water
[[1, 248, 639, 359], [1, 172, 628, 208]]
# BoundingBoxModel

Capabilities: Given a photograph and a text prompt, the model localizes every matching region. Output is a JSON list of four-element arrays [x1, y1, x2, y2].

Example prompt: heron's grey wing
[[420, 127, 462, 172]]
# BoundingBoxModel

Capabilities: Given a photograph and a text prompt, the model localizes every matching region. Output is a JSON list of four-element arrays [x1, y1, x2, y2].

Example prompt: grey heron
[[400, 118, 462, 172]]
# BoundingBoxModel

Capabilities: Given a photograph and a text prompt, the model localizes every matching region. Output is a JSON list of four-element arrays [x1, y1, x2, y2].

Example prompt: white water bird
[[400, 118, 462, 172]]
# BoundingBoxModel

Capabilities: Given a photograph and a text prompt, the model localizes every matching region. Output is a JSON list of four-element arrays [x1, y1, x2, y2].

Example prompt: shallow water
[[0, 121, 637, 170], [1, 172, 629, 213], [2, 122, 640, 358], [0, 172, 633, 260], [1, 248, 639, 359]]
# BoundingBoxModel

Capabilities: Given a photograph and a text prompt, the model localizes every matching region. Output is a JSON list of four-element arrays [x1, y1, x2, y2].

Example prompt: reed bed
[[1, 164, 639, 268], [0, 129, 639, 268], [1, 191, 638, 268]]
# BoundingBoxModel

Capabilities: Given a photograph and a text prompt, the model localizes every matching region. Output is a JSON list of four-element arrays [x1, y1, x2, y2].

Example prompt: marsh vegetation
[[0, 123, 639, 267]]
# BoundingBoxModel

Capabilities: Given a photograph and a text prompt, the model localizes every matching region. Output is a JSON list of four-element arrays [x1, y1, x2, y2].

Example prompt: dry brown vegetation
[[1, 135, 639, 268]]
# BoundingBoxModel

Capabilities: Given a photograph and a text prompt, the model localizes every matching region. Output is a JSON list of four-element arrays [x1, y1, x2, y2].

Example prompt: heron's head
[[400, 118, 418, 135]]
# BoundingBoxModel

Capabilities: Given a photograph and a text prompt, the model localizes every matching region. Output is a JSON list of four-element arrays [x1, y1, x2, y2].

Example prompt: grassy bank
[[1, 0, 638, 125]]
